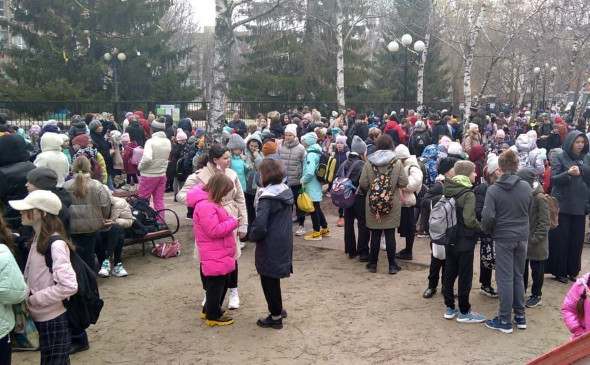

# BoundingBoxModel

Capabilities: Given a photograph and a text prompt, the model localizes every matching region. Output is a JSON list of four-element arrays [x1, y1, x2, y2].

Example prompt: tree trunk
[[462, 3, 486, 122], [209, 0, 234, 142], [574, 69, 589, 120], [335, 0, 345, 112], [564, 39, 579, 97], [416, 31, 428, 113], [474, 57, 498, 106]]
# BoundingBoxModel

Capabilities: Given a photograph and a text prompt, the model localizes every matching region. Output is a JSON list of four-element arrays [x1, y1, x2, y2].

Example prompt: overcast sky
[[191, 0, 215, 27]]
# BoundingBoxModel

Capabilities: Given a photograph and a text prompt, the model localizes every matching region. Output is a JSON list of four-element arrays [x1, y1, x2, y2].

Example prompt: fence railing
[[0, 99, 471, 130]]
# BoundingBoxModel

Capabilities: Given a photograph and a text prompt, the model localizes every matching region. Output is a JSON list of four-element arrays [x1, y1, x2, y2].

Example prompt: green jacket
[[443, 177, 481, 252], [0, 244, 27, 338], [528, 184, 550, 261]]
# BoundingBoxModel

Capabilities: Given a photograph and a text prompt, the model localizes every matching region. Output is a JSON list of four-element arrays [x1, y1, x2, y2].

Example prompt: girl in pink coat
[[562, 273, 590, 339], [187, 173, 238, 327]]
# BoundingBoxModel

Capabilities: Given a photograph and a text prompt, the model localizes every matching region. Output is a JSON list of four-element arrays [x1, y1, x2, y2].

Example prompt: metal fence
[[0, 99, 465, 130]]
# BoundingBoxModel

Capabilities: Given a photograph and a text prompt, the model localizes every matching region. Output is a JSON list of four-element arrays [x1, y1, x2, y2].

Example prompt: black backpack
[[127, 196, 161, 232], [412, 131, 429, 151], [45, 235, 104, 332]]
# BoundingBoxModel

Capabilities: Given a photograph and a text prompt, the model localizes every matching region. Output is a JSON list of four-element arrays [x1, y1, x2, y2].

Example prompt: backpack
[[412, 131, 429, 151], [428, 189, 471, 246], [545, 194, 559, 229], [130, 146, 144, 165], [127, 196, 162, 233], [368, 159, 396, 222], [309, 150, 336, 184], [45, 235, 104, 332], [330, 160, 363, 209], [89, 156, 103, 181]]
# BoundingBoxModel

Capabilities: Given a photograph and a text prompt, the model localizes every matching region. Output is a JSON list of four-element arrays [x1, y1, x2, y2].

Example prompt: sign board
[[156, 104, 180, 122]]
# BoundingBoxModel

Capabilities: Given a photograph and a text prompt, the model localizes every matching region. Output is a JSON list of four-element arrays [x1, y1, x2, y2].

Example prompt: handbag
[[432, 243, 446, 260], [11, 302, 39, 351], [152, 240, 180, 259], [297, 187, 315, 213], [480, 237, 495, 270]]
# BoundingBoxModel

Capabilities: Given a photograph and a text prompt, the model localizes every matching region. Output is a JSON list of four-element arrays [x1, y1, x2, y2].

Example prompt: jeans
[[369, 229, 396, 266], [344, 194, 369, 256], [71, 232, 98, 270], [138, 175, 167, 221], [443, 247, 474, 314], [495, 240, 527, 322], [260, 275, 283, 316], [310, 202, 327, 232], [428, 242, 446, 289], [524, 260, 545, 296]]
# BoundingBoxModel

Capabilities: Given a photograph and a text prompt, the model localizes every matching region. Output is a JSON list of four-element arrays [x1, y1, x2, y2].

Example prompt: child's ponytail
[[576, 276, 590, 321]]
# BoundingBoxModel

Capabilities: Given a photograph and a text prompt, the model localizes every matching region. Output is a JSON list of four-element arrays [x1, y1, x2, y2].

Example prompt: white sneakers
[[295, 226, 306, 236], [99, 260, 128, 277], [112, 263, 128, 277], [228, 289, 240, 309]]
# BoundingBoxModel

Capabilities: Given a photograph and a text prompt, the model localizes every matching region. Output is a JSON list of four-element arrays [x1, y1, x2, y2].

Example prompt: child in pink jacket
[[562, 272, 590, 339], [187, 173, 238, 327]]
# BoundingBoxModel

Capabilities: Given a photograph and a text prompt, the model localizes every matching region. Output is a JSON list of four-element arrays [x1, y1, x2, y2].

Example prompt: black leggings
[[290, 185, 305, 226], [310, 202, 327, 232], [245, 193, 256, 239], [370, 229, 396, 266], [260, 275, 283, 316], [126, 174, 138, 185], [99, 224, 124, 264]]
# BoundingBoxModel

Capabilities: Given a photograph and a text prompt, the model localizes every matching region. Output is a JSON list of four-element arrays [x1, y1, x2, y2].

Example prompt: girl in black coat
[[249, 158, 293, 330]]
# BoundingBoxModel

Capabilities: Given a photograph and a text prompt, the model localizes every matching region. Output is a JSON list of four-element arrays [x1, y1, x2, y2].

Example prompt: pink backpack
[[130, 146, 143, 165]]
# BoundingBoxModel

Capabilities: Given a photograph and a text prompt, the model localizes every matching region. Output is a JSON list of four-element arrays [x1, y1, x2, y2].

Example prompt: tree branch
[[231, 0, 284, 30]]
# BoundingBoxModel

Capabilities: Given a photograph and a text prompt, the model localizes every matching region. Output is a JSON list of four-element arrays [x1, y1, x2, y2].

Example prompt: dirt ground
[[14, 195, 583, 364]]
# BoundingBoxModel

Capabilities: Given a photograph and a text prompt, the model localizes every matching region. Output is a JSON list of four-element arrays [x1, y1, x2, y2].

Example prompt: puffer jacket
[[34, 132, 70, 187], [122, 141, 140, 175], [138, 131, 172, 177], [67, 119, 88, 140], [63, 174, 110, 234], [109, 196, 134, 228], [230, 153, 249, 193], [0, 244, 27, 339], [562, 273, 590, 339], [245, 133, 263, 193], [187, 184, 238, 276], [300, 143, 323, 202], [513, 131, 545, 175], [279, 138, 306, 187], [528, 183, 550, 261], [178, 118, 193, 135], [462, 129, 482, 153], [359, 150, 408, 229], [550, 131, 590, 215], [400, 156, 423, 207]]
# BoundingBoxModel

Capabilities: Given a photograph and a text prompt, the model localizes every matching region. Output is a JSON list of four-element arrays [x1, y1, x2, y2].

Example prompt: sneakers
[[513, 315, 527, 329], [206, 315, 234, 326], [295, 225, 306, 236], [256, 315, 283, 329], [395, 249, 413, 261], [336, 217, 344, 227], [380, 236, 386, 251], [320, 228, 331, 237], [304, 231, 322, 241], [417, 230, 429, 238], [485, 316, 513, 333], [457, 310, 486, 323], [240, 241, 246, 249], [112, 263, 128, 277], [480, 286, 498, 298], [98, 260, 111, 278], [444, 306, 458, 320], [525, 295, 542, 308], [388, 264, 401, 275], [228, 289, 240, 309]]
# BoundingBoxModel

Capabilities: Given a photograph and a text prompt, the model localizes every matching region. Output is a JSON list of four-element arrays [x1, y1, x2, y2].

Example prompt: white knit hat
[[285, 124, 297, 136]]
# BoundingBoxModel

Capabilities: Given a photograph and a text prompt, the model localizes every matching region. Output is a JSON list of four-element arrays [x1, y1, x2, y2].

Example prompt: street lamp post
[[533, 66, 541, 111], [542, 63, 549, 111], [104, 51, 127, 101], [387, 34, 424, 110]]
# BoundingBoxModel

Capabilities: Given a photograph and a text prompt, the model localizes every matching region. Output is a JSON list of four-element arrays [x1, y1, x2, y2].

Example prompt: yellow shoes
[[205, 315, 234, 326], [303, 231, 322, 241], [201, 311, 227, 320], [321, 228, 332, 237]]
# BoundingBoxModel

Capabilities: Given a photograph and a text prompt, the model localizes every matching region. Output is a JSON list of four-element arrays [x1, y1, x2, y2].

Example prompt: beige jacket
[[109, 196, 134, 228], [400, 156, 423, 207], [64, 175, 110, 234]]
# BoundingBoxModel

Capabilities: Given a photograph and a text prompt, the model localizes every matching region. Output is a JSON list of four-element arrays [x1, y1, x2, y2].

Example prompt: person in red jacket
[[122, 141, 140, 190]]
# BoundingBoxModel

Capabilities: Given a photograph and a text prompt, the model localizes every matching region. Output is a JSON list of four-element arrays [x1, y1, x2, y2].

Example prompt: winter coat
[[122, 141, 140, 175], [0, 244, 27, 339], [528, 183, 550, 261], [562, 273, 590, 339], [482, 173, 532, 242], [269, 122, 284, 138], [359, 150, 408, 229], [230, 153, 249, 193], [64, 174, 110, 234], [383, 121, 404, 146], [138, 132, 172, 177], [443, 176, 481, 252], [336, 153, 365, 189], [332, 147, 348, 174], [400, 156, 423, 207], [300, 143, 324, 202], [244, 134, 263, 193], [420, 145, 439, 188], [90, 131, 113, 175], [96, 151, 108, 184], [34, 132, 70, 188], [127, 120, 146, 147], [513, 131, 545, 175], [365, 137, 376, 156], [229, 120, 248, 138], [67, 120, 87, 140], [178, 118, 193, 136], [24, 238, 77, 322], [62, 146, 72, 165], [462, 130, 482, 154], [348, 121, 370, 147], [250, 184, 294, 279], [550, 131, 590, 216], [109, 196, 134, 228], [279, 139, 305, 188], [468, 145, 486, 186], [431, 120, 451, 144], [188, 185, 238, 276], [409, 129, 431, 157], [53, 187, 72, 234]]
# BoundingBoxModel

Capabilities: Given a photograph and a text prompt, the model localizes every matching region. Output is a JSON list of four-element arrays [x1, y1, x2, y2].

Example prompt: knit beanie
[[517, 167, 537, 188], [454, 160, 475, 177], [447, 142, 463, 156], [72, 134, 91, 148], [487, 153, 499, 175], [176, 129, 188, 142], [42, 119, 57, 128], [439, 135, 452, 150], [303, 113, 312, 122], [468, 123, 478, 131], [262, 141, 277, 156], [121, 133, 130, 144], [285, 124, 298, 136], [335, 135, 347, 144], [29, 125, 41, 134], [26, 167, 58, 190], [89, 119, 102, 132], [151, 117, 166, 132], [351, 135, 367, 155], [438, 157, 458, 176], [110, 130, 121, 139], [60, 134, 70, 144], [226, 134, 245, 150], [303, 132, 318, 146], [395, 144, 410, 159], [496, 129, 505, 139]]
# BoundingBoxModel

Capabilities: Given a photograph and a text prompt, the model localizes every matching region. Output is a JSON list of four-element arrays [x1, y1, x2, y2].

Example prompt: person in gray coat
[[280, 124, 307, 236], [482, 149, 532, 334]]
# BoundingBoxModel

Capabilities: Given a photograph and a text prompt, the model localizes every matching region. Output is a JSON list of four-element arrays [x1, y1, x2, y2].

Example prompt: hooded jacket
[[468, 144, 486, 186], [431, 119, 450, 144], [67, 119, 88, 140], [359, 150, 408, 229], [34, 132, 70, 187], [513, 131, 545, 174], [462, 129, 482, 154], [562, 273, 590, 339], [384, 121, 403, 145], [178, 118, 193, 136], [187, 184, 238, 277], [279, 137, 305, 188], [482, 173, 532, 242], [0, 244, 27, 338], [365, 137, 376, 156], [527, 183, 550, 261], [122, 141, 140, 175], [249, 183, 294, 279], [443, 176, 481, 251], [400, 155, 423, 207], [90, 130, 113, 174], [138, 132, 172, 177], [108, 196, 134, 228], [300, 143, 323, 202], [230, 153, 250, 193], [64, 174, 111, 234], [550, 130, 590, 215], [244, 133, 263, 193]]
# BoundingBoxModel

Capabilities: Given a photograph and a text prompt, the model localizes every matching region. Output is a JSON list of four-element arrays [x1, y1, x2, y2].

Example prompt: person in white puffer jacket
[[138, 130, 171, 220], [511, 130, 545, 175], [34, 132, 70, 188]]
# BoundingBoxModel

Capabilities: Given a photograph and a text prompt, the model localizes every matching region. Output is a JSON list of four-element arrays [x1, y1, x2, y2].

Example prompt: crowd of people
[[0, 103, 589, 363]]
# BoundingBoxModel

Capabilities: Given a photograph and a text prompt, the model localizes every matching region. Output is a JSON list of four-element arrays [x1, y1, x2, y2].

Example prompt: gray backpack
[[428, 189, 470, 246]]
